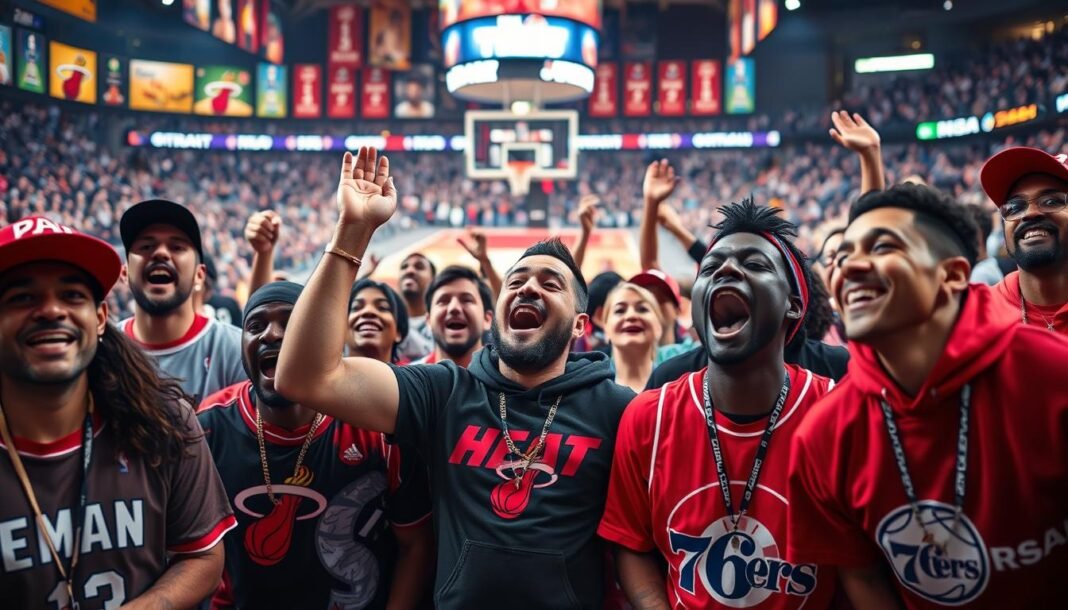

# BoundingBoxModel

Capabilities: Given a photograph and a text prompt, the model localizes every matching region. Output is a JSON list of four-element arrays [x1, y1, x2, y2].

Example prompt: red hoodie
[[787, 284, 1068, 609], [992, 270, 1068, 334]]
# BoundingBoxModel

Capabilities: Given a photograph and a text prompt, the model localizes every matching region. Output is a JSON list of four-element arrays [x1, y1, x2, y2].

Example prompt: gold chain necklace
[[1020, 293, 1056, 332], [256, 407, 325, 505], [498, 392, 562, 489]]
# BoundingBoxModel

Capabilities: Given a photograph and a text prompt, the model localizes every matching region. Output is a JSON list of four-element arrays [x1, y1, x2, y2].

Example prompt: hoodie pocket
[[436, 540, 583, 609]]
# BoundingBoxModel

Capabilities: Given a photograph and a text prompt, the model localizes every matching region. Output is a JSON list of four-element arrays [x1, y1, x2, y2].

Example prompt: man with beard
[[415, 265, 493, 367], [119, 199, 244, 404], [396, 253, 436, 361], [198, 281, 434, 610], [788, 184, 1068, 608], [0, 216, 235, 608], [980, 147, 1068, 333], [600, 201, 839, 610], [276, 148, 635, 609]]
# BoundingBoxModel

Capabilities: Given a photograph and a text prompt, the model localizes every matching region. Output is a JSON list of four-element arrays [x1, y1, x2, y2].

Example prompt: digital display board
[[442, 14, 598, 69], [439, 0, 601, 30]]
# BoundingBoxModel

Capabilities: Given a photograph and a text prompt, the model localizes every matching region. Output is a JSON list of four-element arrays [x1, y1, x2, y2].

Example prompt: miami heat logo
[[55, 55, 90, 100], [876, 501, 990, 604], [235, 465, 327, 566], [490, 458, 558, 520]]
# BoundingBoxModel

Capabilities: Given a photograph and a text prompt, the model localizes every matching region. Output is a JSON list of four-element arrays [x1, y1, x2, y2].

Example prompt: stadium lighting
[[943, 0, 953, 10], [785, 0, 801, 11], [855, 53, 935, 74], [511, 101, 533, 115], [161, 0, 175, 5]]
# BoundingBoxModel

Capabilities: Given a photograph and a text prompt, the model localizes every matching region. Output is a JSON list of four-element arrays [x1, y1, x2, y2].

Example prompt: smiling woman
[[604, 282, 663, 393], [347, 279, 409, 363]]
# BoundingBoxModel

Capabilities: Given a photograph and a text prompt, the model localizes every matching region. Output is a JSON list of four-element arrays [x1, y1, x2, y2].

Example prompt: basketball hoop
[[505, 160, 537, 197]]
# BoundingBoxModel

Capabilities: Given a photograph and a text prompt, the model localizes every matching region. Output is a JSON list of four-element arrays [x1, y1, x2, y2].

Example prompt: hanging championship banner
[[256, 62, 286, 117], [327, 64, 356, 118], [292, 64, 321, 118], [368, 2, 410, 70], [194, 65, 253, 116], [329, 4, 362, 68], [211, 0, 236, 44], [742, 0, 757, 55], [588, 62, 617, 118], [657, 60, 686, 116], [262, 3, 284, 64], [99, 55, 126, 107], [691, 59, 721, 116], [623, 61, 652, 117], [362, 66, 390, 119]]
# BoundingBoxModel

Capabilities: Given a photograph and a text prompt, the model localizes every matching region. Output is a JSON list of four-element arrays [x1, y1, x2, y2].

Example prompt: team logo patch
[[340, 443, 364, 465], [876, 501, 990, 605], [668, 514, 817, 607]]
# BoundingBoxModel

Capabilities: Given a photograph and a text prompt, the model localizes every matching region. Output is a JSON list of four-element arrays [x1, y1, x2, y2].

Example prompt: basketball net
[[505, 160, 537, 197]]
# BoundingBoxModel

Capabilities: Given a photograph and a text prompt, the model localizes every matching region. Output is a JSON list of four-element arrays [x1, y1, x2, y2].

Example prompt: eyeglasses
[[998, 192, 1068, 221]]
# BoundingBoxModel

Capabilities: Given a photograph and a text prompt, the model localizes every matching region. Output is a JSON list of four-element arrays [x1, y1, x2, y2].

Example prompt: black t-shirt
[[646, 338, 850, 390], [392, 348, 635, 609], [197, 382, 431, 610]]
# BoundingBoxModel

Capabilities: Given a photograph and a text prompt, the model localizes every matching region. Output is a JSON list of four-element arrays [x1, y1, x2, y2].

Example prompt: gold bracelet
[[324, 245, 362, 267]]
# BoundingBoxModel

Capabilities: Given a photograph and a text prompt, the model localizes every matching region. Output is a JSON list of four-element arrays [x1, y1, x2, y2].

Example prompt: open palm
[[643, 159, 679, 204], [337, 146, 397, 227], [829, 111, 880, 153]]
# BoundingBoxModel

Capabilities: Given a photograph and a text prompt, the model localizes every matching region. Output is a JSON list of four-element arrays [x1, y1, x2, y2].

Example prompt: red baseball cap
[[980, 147, 1068, 205], [629, 268, 681, 307], [0, 216, 122, 298]]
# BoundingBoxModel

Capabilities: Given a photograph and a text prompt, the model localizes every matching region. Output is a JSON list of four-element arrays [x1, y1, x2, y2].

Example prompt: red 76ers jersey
[[599, 364, 837, 609]]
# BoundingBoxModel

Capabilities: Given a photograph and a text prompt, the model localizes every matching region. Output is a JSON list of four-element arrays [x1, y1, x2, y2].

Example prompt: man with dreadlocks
[[599, 201, 838, 609], [0, 217, 235, 608]]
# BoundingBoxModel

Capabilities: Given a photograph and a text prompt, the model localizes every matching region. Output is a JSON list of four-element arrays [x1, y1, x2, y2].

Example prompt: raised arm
[[245, 210, 281, 295], [458, 228, 502, 301], [639, 159, 679, 270], [572, 194, 601, 269], [275, 148, 401, 433], [830, 110, 885, 194]]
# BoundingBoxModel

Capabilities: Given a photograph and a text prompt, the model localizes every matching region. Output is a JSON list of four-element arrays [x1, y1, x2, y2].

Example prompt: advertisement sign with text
[[441, 14, 598, 70], [130, 59, 194, 113]]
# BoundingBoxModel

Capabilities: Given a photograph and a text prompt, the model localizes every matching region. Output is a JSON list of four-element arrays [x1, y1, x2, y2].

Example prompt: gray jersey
[[121, 314, 245, 405], [398, 314, 434, 361]]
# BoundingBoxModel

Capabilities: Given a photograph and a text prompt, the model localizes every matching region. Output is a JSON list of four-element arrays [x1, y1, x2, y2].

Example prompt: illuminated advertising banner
[[16, 29, 47, 94], [194, 65, 253, 116], [690, 59, 721, 116], [49, 41, 96, 104], [262, 5, 284, 64], [758, 0, 777, 42], [623, 61, 652, 117], [292, 64, 322, 118], [327, 65, 356, 118], [0, 26, 11, 87], [725, 57, 755, 114], [657, 60, 686, 116], [126, 128, 781, 152], [129, 59, 194, 113], [441, 14, 598, 69], [741, 0, 756, 55], [183, 0, 211, 32], [369, 2, 410, 70], [362, 67, 391, 118], [256, 63, 286, 118], [916, 103, 1042, 140], [329, 5, 363, 68], [1057, 92, 1068, 114], [588, 62, 617, 117], [237, 0, 260, 53], [728, 0, 741, 61], [38, 0, 96, 22], [212, 0, 236, 44], [439, 0, 601, 31], [99, 55, 126, 107]]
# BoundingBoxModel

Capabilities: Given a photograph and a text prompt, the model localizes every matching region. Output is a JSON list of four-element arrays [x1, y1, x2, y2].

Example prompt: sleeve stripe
[[647, 385, 667, 494], [391, 512, 432, 529], [168, 515, 238, 554]]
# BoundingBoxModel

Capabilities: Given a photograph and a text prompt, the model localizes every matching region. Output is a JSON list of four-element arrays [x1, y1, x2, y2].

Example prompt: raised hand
[[457, 229, 488, 261], [245, 210, 281, 254], [336, 147, 397, 227], [578, 195, 601, 234], [656, 202, 683, 232], [643, 158, 679, 205], [829, 110, 881, 153]]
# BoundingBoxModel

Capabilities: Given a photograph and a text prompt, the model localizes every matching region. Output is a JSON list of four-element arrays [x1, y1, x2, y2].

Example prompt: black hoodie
[[391, 347, 636, 609]]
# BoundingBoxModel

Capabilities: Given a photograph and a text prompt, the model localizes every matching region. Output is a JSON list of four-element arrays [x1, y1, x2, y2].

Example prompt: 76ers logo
[[877, 501, 989, 605], [669, 515, 817, 607]]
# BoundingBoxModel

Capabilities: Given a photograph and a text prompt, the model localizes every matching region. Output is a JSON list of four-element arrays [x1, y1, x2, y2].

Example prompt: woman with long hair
[[604, 282, 664, 393]]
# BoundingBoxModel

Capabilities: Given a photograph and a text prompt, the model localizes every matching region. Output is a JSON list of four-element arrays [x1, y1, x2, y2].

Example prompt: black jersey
[[198, 382, 431, 610]]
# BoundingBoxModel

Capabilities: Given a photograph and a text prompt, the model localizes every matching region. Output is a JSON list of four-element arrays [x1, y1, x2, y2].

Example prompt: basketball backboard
[[464, 109, 578, 195]]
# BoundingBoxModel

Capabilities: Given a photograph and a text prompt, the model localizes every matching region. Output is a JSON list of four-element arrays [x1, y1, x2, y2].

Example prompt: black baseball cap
[[120, 199, 203, 259]]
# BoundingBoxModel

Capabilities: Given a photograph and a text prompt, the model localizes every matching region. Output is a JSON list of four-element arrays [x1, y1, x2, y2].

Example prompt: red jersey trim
[[0, 413, 105, 458], [169, 515, 238, 554], [236, 383, 334, 446], [684, 367, 814, 437], [123, 314, 212, 354], [647, 385, 667, 494]]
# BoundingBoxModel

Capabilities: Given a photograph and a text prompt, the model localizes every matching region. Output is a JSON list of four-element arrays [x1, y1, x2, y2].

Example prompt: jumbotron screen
[[439, 0, 602, 30]]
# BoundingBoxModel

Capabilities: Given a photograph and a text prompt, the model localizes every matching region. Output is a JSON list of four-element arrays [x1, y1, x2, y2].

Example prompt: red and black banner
[[657, 60, 687, 116], [623, 61, 652, 117], [326, 65, 356, 118], [588, 62, 617, 118], [328, 4, 362, 68], [361, 67, 390, 119], [690, 59, 722, 116], [292, 64, 322, 118]]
